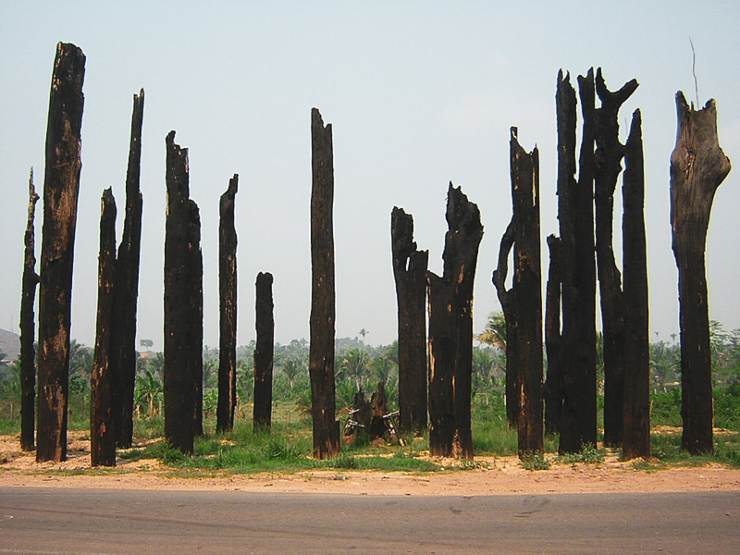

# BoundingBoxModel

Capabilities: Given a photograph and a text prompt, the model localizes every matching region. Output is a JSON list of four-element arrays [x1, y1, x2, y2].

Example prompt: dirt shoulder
[[2, 432, 738, 496]]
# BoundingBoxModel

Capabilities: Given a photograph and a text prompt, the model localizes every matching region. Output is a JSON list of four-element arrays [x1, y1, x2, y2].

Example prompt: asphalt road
[[1, 488, 738, 554]]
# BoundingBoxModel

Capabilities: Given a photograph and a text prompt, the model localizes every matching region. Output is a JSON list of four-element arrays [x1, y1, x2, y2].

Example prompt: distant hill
[[0, 328, 20, 362]]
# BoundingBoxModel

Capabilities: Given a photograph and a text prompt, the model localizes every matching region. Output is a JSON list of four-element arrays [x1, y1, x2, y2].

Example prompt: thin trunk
[[594, 69, 638, 447], [544, 235, 562, 435], [217, 174, 239, 433], [20, 169, 39, 451], [309, 108, 339, 458], [37, 42, 86, 463], [622, 110, 650, 459], [428, 184, 483, 459], [391, 207, 429, 433], [253, 272, 274, 431], [670, 93, 731, 455], [191, 206, 204, 438], [91, 189, 117, 467], [112, 89, 144, 449]]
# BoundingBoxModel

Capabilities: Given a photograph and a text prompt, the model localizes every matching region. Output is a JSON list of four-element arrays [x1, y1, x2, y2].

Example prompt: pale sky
[[1, 1, 738, 350]]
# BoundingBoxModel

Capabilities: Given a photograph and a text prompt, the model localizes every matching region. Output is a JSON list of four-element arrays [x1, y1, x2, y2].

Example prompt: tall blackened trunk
[[164, 131, 201, 454], [217, 174, 239, 433], [670, 93, 731, 455], [594, 70, 638, 447], [112, 89, 144, 449], [544, 235, 562, 435], [622, 110, 650, 459], [91, 189, 117, 467], [391, 207, 429, 433], [428, 184, 483, 458], [37, 42, 86, 462], [309, 108, 339, 458], [20, 169, 39, 451], [253, 272, 274, 430]]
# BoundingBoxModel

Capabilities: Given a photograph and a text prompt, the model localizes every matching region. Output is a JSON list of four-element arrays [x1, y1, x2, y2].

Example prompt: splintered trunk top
[[309, 108, 339, 458], [37, 42, 86, 463]]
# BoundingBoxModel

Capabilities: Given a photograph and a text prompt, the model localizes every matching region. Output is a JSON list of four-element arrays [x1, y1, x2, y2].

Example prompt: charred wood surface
[[544, 235, 562, 436], [391, 207, 429, 433], [90, 189, 117, 467], [253, 272, 274, 430], [111, 89, 144, 449], [217, 175, 239, 433], [37, 42, 86, 462], [309, 108, 339, 458], [670, 93, 731, 455]]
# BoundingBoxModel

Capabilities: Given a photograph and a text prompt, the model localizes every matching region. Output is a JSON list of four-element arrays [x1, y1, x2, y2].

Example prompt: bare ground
[[1, 431, 738, 496]]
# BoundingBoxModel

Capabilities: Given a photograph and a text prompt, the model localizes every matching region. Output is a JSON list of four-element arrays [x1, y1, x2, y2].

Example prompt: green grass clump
[[520, 453, 551, 471], [557, 444, 605, 465]]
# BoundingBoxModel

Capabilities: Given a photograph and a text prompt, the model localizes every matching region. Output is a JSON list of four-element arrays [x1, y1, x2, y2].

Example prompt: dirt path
[[2, 432, 738, 496]]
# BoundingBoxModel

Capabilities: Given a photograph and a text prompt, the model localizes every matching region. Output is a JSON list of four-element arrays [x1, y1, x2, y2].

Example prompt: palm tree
[[478, 312, 507, 352], [135, 367, 163, 418], [338, 348, 370, 392]]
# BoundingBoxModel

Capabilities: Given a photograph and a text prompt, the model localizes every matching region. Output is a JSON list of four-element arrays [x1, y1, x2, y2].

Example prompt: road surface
[[1, 487, 738, 553]]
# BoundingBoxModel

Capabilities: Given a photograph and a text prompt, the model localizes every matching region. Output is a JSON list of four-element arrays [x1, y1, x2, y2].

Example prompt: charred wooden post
[[369, 381, 388, 440], [253, 272, 274, 431], [217, 174, 239, 433], [428, 184, 483, 458], [594, 70, 638, 447], [391, 207, 429, 433], [164, 131, 201, 455], [556, 69, 598, 454], [492, 223, 517, 427], [543, 235, 562, 435], [111, 89, 145, 449], [309, 108, 340, 458], [510, 128, 543, 456], [20, 169, 40, 451], [622, 110, 650, 459], [91, 189, 117, 467], [670, 93, 731, 455], [36, 42, 86, 462]]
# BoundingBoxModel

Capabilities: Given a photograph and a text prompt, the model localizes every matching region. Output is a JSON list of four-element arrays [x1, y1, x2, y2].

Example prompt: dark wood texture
[[543, 235, 562, 435], [622, 110, 650, 459], [670, 93, 731, 455], [217, 174, 239, 433], [111, 89, 145, 449], [253, 272, 274, 430], [90, 189, 117, 467], [36, 42, 86, 462], [309, 108, 339, 458], [391, 207, 429, 433], [20, 169, 40, 451], [428, 184, 483, 458]]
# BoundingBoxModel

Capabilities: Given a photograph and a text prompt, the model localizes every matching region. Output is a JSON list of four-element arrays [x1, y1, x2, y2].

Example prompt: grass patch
[[520, 453, 551, 471], [557, 444, 605, 465]]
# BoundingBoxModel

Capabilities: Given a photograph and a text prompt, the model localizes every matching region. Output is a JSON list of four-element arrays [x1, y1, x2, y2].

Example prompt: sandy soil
[[2, 431, 739, 496]]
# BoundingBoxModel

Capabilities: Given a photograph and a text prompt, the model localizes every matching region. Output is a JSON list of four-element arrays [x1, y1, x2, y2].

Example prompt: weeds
[[520, 453, 551, 471]]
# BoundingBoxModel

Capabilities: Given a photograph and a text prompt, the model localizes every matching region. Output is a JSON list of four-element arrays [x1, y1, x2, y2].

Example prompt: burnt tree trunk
[[112, 89, 144, 449], [391, 207, 429, 433], [217, 174, 239, 433], [36, 42, 86, 462], [428, 184, 483, 458], [544, 235, 562, 435], [670, 93, 731, 455], [510, 128, 543, 456], [253, 272, 274, 431], [164, 131, 202, 455], [594, 69, 638, 447], [90, 189, 117, 467], [20, 169, 39, 451], [556, 69, 598, 454], [622, 110, 650, 459], [309, 108, 339, 458], [492, 222, 517, 428]]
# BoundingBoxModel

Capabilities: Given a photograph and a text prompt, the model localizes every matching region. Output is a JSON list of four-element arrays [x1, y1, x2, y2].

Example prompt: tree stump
[[37, 42, 86, 463], [253, 272, 274, 431], [217, 174, 239, 433], [112, 89, 145, 449], [391, 207, 428, 433], [369, 382, 388, 441], [670, 93, 731, 455], [428, 184, 483, 459], [91, 189, 117, 467], [309, 108, 340, 458], [543, 235, 562, 436], [20, 169, 39, 451]]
